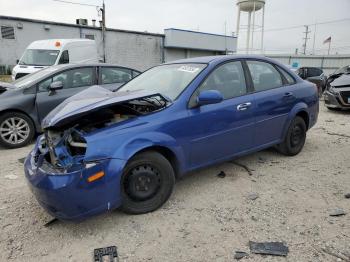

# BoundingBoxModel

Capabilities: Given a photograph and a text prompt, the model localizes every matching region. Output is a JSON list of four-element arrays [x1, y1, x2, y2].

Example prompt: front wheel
[[121, 151, 175, 214], [276, 116, 306, 156], [0, 112, 35, 149]]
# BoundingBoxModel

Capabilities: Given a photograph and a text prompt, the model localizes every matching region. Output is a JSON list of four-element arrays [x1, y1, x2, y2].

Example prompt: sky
[[1, 0, 350, 54]]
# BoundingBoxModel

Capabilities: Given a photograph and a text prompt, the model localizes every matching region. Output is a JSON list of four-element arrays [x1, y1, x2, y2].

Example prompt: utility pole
[[100, 0, 106, 62], [302, 25, 311, 55]]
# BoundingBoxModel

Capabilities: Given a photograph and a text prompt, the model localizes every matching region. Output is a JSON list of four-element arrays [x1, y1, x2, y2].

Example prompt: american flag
[[323, 37, 332, 44]]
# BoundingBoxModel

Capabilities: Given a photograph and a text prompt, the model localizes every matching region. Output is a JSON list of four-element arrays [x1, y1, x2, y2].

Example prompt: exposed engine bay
[[37, 94, 170, 170]]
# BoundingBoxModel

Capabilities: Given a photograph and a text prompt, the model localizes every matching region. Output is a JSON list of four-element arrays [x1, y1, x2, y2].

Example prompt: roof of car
[[168, 55, 271, 64], [49, 63, 141, 72]]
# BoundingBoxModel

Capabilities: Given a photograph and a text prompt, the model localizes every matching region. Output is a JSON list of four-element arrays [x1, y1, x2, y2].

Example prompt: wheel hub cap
[[291, 125, 303, 147], [0, 117, 30, 145], [125, 165, 161, 201]]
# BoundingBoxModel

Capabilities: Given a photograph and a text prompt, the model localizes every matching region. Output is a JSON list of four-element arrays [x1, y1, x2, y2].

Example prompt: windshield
[[12, 67, 60, 88], [118, 63, 207, 100], [19, 49, 60, 66]]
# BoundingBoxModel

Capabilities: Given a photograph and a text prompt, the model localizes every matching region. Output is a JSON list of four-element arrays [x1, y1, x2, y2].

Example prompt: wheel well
[[296, 110, 309, 130], [0, 109, 37, 130], [135, 146, 180, 178]]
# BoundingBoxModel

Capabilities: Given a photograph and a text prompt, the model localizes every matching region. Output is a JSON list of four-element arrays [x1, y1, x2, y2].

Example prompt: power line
[[52, 0, 100, 8], [264, 17, 350, 32]]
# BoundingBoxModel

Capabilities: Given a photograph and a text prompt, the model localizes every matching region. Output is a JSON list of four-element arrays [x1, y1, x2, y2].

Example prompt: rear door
[[185, 61, 255, 168], [245, 60, 297, 146], [35, 66, 96, 122]]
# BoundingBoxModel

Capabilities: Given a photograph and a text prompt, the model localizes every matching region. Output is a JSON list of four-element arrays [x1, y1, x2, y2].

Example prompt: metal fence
[[267, 54, 350, 75]]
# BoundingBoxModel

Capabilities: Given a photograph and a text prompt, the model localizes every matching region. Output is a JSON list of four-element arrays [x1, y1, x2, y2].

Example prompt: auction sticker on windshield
[[178, 65, 200, 73]]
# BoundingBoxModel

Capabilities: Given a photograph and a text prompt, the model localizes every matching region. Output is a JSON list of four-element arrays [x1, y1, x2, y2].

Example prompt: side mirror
[[48, 81, 63, 95], [16, 59, 19, 64], [196, 90, 224, 107]]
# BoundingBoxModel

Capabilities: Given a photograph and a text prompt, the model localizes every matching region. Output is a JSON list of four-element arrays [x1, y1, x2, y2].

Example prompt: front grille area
[[15, 73, 29, 80], [340, 91, 350, 105]]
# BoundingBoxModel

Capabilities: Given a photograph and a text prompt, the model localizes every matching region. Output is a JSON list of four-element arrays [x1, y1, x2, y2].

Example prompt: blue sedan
[[24, 55, 319, 220]]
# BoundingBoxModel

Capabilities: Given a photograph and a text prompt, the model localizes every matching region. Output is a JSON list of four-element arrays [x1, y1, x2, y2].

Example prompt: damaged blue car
[[24, 56, 319, 220]]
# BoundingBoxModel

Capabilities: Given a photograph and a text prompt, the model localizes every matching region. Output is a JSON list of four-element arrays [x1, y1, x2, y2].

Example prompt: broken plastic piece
[[234, 251, 249, 260], [329, 208, 346, 217], [94, 246, 118, 262], [249, 241, 289, 256], [44, 218, 58, 227]]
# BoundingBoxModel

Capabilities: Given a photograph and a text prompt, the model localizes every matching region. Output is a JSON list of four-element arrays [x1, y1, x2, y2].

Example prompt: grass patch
[[0, 75, 11, 83]]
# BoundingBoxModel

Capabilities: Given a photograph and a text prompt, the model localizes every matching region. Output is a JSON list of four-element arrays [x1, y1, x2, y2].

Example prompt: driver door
[[35, 67, 96, 123], [184, 61, 255, 168]]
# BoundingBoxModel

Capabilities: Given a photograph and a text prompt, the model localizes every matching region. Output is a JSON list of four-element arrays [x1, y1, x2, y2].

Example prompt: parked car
[[0, 64, 140, 148], [24, 55, 319, 221], [324, 65, 350, 110], [295, 67, 326, 97], [12, 39, 99, 80]]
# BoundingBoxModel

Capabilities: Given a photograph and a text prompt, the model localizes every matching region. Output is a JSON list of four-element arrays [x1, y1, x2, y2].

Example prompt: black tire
[[121, 151, 175, 214], [0, 112, 35, 149], [276, 116, 307, 156]]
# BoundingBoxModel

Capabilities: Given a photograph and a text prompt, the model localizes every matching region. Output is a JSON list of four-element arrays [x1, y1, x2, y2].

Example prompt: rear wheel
[[276, 116, 306, 156], [0, 112, 34, 149], [121, 151, 175, 214]]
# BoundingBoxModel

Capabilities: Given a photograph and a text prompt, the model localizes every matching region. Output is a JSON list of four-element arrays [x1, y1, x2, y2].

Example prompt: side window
[[69, 68, 94, 88], [307, 68, 322, 77], [37, 67, 94, 92], [132, 70, 140, 78], [247, 61, 283, 92], [101, 67, 132, 84], [58, 50, 69, 64], [199, 61, 247, 98], [278, 67, 296, 85], [38, 78, 52, 92]]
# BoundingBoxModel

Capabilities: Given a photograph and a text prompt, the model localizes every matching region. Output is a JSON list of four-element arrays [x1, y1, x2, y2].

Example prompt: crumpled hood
[[331, 74, 350, 87], [42, 85, 161, 129]]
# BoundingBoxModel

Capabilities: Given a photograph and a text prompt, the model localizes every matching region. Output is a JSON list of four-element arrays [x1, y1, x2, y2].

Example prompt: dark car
[[324, 65, 350, 110], [295, 67, 326, 97], [0, 64, 140, 148], [24, 55, 319, 221]]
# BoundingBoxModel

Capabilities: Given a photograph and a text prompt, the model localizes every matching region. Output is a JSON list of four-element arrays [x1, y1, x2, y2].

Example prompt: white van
[[12, 39, 99, 80]]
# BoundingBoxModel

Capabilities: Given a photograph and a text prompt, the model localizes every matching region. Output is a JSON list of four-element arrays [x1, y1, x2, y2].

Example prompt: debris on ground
[[217, 171, 226, 178], [247, 192, 259, 201], [43, 218, 59, 227], [230, 161, 254, 176], [249, 241, 289, 256], [326, 132, 350, 139], [4, 174, 18, 180], [345, 193, 350, 199], [94, 246, 118, 262], [234, 251, 249, 260], [329, 208, 347, 217]]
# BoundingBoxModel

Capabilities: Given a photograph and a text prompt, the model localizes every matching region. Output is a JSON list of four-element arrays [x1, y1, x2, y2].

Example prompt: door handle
[[237, 102, 252, 111]]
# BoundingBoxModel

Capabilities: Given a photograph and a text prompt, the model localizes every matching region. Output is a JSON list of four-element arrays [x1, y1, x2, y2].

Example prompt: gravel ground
[[0, 103, 349, 262]]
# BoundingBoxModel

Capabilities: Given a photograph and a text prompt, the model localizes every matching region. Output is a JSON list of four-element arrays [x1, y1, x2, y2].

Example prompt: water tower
[[236, 0, 266, 54]]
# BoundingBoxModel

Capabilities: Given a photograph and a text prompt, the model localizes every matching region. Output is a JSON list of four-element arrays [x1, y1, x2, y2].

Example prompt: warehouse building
[[0, 15, 237, 74]]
